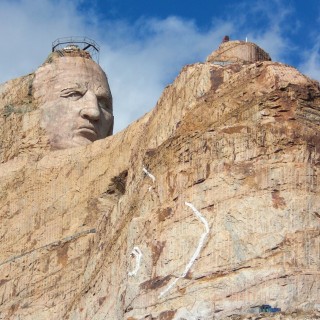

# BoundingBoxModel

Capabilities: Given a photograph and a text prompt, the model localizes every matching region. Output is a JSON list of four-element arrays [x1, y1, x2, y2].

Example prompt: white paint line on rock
[[159, 202, 210, 298], [158, 277, 180, 298], [128, 246, 143, 277], [143, 167, 156, 183]]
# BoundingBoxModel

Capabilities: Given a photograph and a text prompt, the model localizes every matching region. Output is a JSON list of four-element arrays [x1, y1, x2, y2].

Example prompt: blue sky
[[0, 0, 319, 132]]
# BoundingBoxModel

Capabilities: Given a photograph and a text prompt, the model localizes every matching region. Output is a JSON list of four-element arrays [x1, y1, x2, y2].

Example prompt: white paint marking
[[143, 167, 156, 183], [185, 202, 210, 234], [128, 246, 143, 277], [159, 202, 210, 298]]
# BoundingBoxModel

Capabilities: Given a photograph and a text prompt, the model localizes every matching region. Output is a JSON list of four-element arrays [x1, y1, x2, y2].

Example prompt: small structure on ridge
[[207, 36, 271, 66], [45, 36, 100, 64]]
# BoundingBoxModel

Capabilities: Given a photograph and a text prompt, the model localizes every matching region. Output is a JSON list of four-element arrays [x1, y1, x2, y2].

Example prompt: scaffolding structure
[[52, 37, 100, 63]]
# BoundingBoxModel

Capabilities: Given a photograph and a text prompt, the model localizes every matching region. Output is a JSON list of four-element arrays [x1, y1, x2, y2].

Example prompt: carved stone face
[[34, 57, 113, 149]]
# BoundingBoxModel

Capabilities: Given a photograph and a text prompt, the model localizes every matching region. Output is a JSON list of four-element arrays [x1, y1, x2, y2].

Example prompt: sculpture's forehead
[[52, 58, 109, 92], [33, 57, 111, 102]]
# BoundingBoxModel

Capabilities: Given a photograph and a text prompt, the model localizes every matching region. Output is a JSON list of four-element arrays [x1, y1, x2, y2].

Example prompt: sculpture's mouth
[[76, 125, 98, 141]]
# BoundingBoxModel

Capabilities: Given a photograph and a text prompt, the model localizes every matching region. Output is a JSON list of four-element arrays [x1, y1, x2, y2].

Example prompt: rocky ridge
[[0, 43, 319, 319]]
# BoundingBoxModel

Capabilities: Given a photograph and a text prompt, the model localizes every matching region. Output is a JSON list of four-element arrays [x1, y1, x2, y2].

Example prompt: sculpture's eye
[[60, 90, 83, 100]]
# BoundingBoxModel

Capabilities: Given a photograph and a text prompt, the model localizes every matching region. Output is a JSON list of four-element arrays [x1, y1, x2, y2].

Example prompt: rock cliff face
[[0, 43, 319, 319]]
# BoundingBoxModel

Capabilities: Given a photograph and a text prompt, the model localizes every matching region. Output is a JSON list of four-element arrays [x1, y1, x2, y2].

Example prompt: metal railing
[[52, 36, 100, 63]]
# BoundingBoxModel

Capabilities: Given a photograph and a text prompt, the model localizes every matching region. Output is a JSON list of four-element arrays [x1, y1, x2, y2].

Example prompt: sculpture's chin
[[72, 135, 96, 146], [50, 136, 94, 150]]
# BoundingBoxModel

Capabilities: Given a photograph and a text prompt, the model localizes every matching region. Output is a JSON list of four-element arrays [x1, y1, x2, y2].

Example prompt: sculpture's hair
[[43, 49, 92, 65]]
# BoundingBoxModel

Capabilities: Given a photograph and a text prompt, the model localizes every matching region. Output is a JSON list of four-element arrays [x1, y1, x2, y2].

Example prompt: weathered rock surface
[[206, 40, 271, 64], [0, 44, 319, 319]]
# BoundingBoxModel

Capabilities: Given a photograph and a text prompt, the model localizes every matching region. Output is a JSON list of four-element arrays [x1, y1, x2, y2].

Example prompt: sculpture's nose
[[80, 91, 100, 121]]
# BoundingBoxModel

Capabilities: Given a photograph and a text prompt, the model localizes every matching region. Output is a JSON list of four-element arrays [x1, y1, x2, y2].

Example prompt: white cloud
[[0, 0, 91, 81], [298, 36, 320, 81]]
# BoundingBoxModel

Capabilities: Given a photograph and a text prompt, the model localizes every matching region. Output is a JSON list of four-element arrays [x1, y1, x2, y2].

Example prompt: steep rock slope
[[0, 54, 319, 319]]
